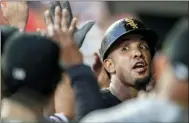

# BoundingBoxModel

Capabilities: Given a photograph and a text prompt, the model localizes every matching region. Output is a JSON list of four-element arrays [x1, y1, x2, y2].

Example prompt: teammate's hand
[[48, 1, 95, 48], [54, 73, 75, 120], [138, 53, 172, 100], [137, 90, 157, 99], [1, 1, 29, 31], [44, 6, 83, 67], [152, 53, 173, 99], [93, 52, 109, 88]]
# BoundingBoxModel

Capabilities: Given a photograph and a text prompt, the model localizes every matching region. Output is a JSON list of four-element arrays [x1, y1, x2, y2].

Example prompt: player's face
[[104, 34, 152, 88]]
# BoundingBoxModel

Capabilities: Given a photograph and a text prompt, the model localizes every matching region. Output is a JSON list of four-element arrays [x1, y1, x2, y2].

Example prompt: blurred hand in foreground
[[1, 1, 29, 31]]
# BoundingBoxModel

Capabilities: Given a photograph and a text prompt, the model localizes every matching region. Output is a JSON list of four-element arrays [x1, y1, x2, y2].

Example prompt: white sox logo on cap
[[12, 68, 26, 80], [125, 18, 138, 29]]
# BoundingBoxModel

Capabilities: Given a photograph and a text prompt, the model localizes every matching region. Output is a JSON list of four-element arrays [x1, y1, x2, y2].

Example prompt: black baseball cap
[[163, 18, 188, 81], [2, 32, 62, 96], [0, 25, 19, 54]]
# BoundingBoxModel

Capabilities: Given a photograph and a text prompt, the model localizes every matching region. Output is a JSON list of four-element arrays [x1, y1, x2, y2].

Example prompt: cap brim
[[102, 28, 158, 60], [124, 28, 158, 51]]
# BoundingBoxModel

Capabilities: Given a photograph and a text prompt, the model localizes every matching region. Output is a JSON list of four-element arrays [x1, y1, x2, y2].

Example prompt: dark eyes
[[140, 44, 149, 50], [121, 44, 149, 52], [121, 46, 129, 52]]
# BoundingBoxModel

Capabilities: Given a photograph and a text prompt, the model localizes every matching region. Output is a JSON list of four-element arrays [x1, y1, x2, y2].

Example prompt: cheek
[[143, 51, 151, 65], [114, 55, 131, 72]]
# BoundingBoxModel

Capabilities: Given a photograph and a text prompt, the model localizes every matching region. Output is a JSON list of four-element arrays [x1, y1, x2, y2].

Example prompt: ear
[[103, 58, 116, 74]]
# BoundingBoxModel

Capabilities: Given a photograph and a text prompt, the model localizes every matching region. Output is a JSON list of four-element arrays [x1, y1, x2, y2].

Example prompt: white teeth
[[136, 63, 144, 67], [134, 62, 145, 68]]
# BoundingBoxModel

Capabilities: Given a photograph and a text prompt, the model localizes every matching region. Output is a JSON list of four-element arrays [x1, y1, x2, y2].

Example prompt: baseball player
[[99, 17, 158, 107], [80, 18, 189, 123]]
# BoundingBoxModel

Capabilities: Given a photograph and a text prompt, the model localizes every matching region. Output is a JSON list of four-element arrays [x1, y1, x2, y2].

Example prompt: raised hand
[[44, 6, 83, 67], [1, 1, 29, 30], [48, 1, 95, 48]]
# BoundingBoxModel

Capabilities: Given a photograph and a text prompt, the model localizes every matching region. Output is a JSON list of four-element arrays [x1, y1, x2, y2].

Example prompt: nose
[[133, 49, 143, 59]]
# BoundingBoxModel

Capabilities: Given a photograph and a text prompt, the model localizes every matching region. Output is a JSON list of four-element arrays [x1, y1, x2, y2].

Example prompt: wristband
[[49, 113, 69, 123]]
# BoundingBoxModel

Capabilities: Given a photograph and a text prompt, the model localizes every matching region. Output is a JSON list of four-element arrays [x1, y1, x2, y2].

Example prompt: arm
[[44, 7, 106, 121], [48, 64, 107, 122], [66, 64, 107, 120], [80, 95, 185, 123]]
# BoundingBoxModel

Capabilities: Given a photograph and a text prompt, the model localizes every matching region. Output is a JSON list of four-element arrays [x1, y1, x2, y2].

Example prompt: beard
[[134, 75, 152, 91]]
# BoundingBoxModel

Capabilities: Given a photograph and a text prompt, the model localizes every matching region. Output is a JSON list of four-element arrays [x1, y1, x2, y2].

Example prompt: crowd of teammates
[[0, 1, 188, 123]]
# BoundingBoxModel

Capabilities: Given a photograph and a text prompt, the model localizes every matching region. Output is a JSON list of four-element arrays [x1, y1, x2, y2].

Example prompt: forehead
[[107, 34, 148, 58], [121, 34, 146, 42], [115, 34, 148, 47]]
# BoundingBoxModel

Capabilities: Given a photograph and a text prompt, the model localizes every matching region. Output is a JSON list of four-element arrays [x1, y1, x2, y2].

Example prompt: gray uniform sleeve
[[80, 97, 186, 123]]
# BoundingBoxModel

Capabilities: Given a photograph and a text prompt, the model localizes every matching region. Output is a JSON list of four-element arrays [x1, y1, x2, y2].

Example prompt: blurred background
[[1, 1, 188, 66]]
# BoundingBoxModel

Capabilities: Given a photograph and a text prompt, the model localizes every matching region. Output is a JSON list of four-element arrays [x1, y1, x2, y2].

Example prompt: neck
[[109, 76, 138, 101], [1, 88, 46, 121]]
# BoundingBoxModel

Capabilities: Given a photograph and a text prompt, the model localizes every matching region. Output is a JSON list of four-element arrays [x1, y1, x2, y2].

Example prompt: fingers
[[44, 10, 54, 37], [1, 3, 8, 16], [54, 6, 61, 31], [61, 1, 73, 26], [68, 18, 77, 36], [44, 10, 53, 26], [61, 9, 69, 32], [44, 7, 77, 42], [1, 3, 5, 8]]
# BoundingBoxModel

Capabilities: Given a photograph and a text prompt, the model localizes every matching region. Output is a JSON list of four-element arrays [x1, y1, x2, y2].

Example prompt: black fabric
[[66, 64, 122, 121], [0, 25, 19, 54], [2, 64, 121, 123], [66, 64, 108, 120], [101, 88, 121, 107], [2, 32, 62, 96]]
